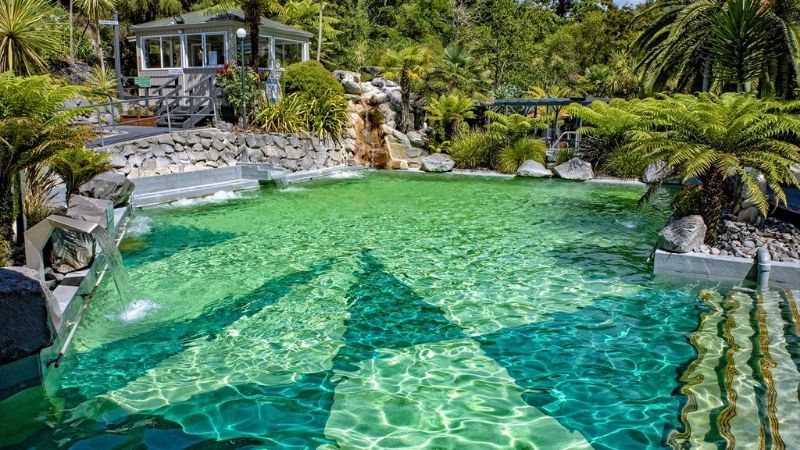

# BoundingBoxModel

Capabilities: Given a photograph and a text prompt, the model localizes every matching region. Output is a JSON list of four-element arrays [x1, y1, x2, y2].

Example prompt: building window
[[141, 35, 182, 69], [184, 33, 227, 67], [274, 38, 303, 69]]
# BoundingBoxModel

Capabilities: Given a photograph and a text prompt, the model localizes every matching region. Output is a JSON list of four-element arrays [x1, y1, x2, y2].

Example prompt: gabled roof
[[131, 8, 313, 39]]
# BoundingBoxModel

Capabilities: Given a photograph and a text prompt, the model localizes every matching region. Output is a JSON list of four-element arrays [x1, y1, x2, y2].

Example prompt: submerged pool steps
[[670, 289, 800, 449]]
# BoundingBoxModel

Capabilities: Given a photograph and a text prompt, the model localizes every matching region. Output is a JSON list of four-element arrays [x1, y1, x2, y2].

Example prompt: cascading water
[[90, 227, 133, 307], [274, 171, 289, 189]]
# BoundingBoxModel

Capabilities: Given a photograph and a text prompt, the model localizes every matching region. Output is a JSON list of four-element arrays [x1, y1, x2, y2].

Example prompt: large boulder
[[642, 161, 668, 183], [78, 171, 134, 207], [658, 215, 707, 253], [554, 158, 593, 180], [0, 267, 59, 365], [49, 228, 96, 274], [421, 153, 455, 173], [385, 127, 424, 168], [67, 195, 114, 232], [333, 70, 362, 95], [516, 160, 553, 177]]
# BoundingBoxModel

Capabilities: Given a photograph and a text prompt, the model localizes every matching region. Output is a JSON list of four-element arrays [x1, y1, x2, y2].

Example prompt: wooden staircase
[[156, 74, 216, 129]]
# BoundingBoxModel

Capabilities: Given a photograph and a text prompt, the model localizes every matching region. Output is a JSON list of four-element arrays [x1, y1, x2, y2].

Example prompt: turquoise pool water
[[4, 172, 796, 449]]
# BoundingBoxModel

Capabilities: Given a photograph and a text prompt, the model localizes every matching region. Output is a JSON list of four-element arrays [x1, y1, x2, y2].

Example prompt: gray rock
[[642, 161, 668, 183], [0, 267, 58, 365], [110, 153, 127, 169], [658, 215, 707, 253], [285, 147, 304, 160], [516, 160, 553, 177], [156, 134, 174, 146], [67, 195, 113, 231], [49, 228, 95, 274], [421, 153, 455, 173], [406, 131, 427, 148], [206, 149, 220, 161], [78, 171, 135, 207], [212, 139, 226, 151], [554, 158, 594, 180]]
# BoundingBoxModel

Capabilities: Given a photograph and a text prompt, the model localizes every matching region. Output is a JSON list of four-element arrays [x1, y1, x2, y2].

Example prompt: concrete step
[[132, 179, 259, 207]]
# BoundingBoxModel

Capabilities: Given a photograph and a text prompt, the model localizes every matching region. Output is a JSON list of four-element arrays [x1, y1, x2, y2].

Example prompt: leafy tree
[[568, 99, 643, 168], [0, 74, 91, 247], [381, 45, 431, 132], [630, 93, 800, 242], [486, 111, 544, 143], [425, 93, 475, 139], [208, 0, 283, 67], [278, 0, 341, 62], [0, 0, 58, 75]]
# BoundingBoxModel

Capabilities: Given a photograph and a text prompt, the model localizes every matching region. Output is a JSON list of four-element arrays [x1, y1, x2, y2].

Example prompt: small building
[[131, 8, 313, 91]]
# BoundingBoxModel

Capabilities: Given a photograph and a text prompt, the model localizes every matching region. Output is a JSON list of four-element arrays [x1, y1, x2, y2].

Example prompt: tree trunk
[[243, 2, 262, 67], [400, 71, 412, 133], [69, 0, 74, 62], [701, 168, 726, 244], [96, 25, 106, 72]]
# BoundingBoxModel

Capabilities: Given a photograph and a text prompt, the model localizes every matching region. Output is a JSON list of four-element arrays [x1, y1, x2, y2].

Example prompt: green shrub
[[554, 147, 576, 165], [216, 63, 263, 122], [448, 131, 495, 169], [255, 93, 308, 133], [0, 235, 10, 267], [306, 94, 350, 140], [282, 61, 344, 99], [255, 92, 350, 140], [23, 164, 58, 226], [599, 147, 650, 179], [49, 147, 111, 203], [497, 138, 546, 174]]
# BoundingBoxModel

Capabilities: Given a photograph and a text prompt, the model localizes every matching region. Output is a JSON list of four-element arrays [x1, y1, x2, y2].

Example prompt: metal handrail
[[69, 95, 219, 146]]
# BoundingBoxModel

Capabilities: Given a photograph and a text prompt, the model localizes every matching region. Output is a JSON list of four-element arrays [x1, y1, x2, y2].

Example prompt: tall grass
[[497, 138, 546, 173], [448, 131, 495, 169]]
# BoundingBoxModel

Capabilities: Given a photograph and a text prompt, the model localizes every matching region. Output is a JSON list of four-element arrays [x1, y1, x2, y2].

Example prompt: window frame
[[184, 32, 228, 68], [272, 37, 305, 69], [140, 34, 184, 70]]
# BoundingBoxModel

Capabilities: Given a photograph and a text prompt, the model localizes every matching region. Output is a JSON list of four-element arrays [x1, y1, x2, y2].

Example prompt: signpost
[[99, 14, 123, 98]]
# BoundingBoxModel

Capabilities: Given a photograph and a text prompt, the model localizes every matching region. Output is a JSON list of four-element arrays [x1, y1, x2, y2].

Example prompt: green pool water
[[0, 172, 761, 448]]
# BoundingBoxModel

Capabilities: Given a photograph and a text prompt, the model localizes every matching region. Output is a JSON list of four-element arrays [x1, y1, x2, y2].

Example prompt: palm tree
[[710, 0, 769, 92], [381, 45, 431, 133], [209, 0, 283, 67], [426, 45, 491, 100], [278, 0, 340, 64], [426, 93, 475, 140], [0, 0, 58, 75], [630, 93, 800, 242], [634, 0, 800, 97], [76, 0, 115, 71], [0, 73, 91, 247]]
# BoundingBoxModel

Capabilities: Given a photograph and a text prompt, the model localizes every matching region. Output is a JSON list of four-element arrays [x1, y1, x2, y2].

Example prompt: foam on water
[[118, 299, 159, 322], [280, 186, 309, 193], [125, 216, 152, 235], [168, 190, 246, 207], [617, 219, 638, 228], [327, 171, 363, 179]]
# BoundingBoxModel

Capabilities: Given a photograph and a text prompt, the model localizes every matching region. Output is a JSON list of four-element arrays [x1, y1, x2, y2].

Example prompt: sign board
[[167, 68, 184, 76], [98, 19, 118, 26], [134, 76, 151, 88]]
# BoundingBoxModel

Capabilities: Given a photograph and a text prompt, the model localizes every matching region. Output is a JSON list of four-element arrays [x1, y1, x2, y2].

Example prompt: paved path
[[87, 126, 170, 148]]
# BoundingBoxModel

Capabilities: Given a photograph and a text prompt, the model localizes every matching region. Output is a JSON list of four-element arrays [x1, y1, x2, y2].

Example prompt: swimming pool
[[3, 172, 798, 449]]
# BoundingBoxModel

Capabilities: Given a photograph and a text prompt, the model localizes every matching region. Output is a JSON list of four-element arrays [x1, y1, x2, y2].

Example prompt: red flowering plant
[[215, 62, 263, 122]]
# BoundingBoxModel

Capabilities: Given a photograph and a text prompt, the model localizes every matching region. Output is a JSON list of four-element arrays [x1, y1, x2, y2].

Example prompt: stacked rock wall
[[98, 129, 359, 178]]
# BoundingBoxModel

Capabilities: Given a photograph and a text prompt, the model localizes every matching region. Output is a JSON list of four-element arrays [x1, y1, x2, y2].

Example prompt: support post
[[113, 12, 123, 98]]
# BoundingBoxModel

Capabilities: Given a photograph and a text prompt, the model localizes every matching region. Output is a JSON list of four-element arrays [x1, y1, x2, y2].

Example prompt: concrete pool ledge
[[653, 249, 800, 289], [131, 164, 365, 207]]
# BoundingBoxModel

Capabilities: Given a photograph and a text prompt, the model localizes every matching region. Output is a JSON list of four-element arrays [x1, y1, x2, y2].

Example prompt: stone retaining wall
[[97, 129, 359, 178]]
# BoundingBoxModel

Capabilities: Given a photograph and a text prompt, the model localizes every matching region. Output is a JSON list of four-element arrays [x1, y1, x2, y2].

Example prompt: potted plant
[[121, 105, 159, 126]]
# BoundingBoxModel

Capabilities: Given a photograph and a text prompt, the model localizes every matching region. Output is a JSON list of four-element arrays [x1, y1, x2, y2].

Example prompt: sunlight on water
[[118, 299, 159, 322]]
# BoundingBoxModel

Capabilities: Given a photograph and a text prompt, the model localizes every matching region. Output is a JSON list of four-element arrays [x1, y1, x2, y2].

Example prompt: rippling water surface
[[4, 173, 719, 449]]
